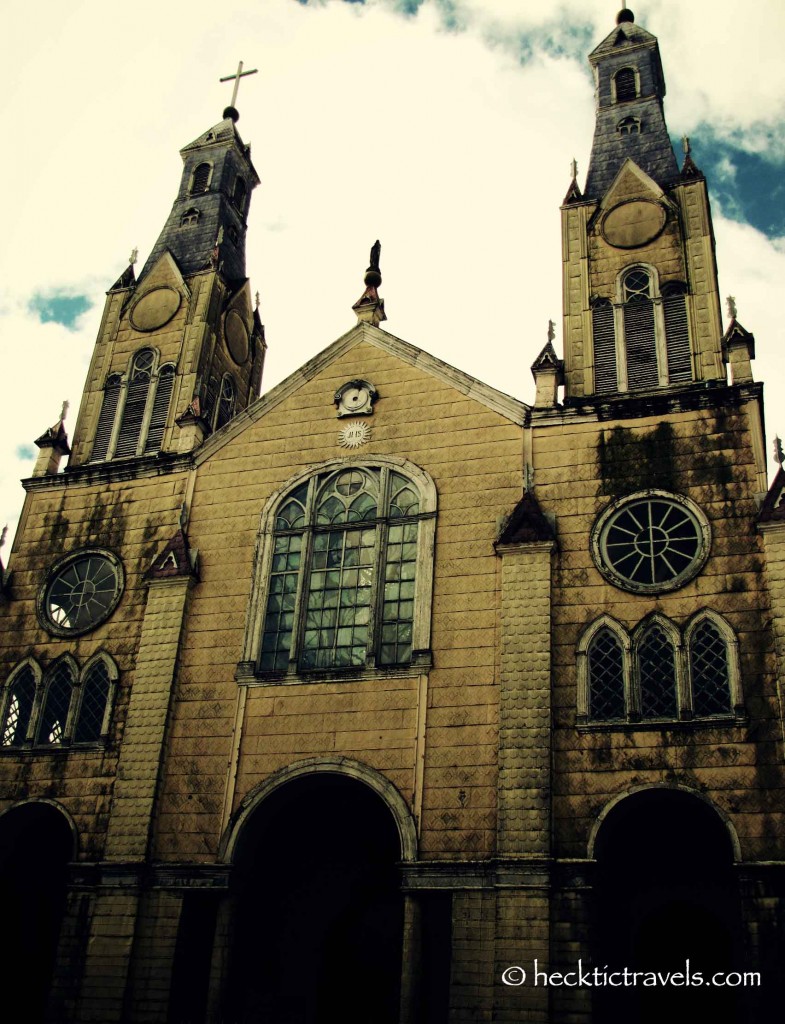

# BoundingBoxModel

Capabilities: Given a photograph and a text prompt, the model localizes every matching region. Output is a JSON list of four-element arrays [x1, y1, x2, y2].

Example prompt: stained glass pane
[[260, 533, 302, 671], [1, 668, 35, 746], [691, 621, 732, 716], [37, 663, 74, 744], [588, 628, 625, 721], [639, 626, 677, 719], [379, 523, 416, 665], [301, 527, 375, 669], [75, 662, 111, 743], [316, 470, 378, 525], [46, 555, 121, 632]]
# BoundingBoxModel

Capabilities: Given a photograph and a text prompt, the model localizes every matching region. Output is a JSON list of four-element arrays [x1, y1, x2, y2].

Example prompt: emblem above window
[[38, 551, 124, 637], [591, 491, 710, 594]]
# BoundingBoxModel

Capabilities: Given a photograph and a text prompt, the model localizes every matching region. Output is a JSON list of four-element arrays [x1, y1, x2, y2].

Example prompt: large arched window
[[590, 270, 694, 395], [245, 461, 436, 678], [144, 363, 175, 453], [91, 373, 122, 462], [36, 660, 76, 745], [91, 351, 175, 461], [587, 627, 626, 721], [190, 162, 211, 194], [73, 657, 114, 743], [637, 621, 678, 719]]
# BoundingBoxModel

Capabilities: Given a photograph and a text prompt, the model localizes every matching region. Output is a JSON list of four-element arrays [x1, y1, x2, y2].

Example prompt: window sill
[[576, 712, 747, 733], [236, 651, 432, 686], [0, 741, 108, 755]]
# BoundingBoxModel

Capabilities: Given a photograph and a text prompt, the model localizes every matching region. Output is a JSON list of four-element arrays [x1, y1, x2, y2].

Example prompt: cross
[[129, 247, 138, 266], [219, 61, 258, 109], [726, 295, 737, 320]]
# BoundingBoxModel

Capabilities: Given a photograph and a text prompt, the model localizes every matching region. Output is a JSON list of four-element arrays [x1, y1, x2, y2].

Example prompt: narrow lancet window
[[638, 625, 677, 719], [588, 628, 626, 721]]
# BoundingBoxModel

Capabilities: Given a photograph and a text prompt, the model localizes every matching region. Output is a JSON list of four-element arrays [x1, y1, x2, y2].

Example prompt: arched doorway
[[224, 772, 406, 1024], [592, 788, 741, 1023], [0, 801, 74, 1022]]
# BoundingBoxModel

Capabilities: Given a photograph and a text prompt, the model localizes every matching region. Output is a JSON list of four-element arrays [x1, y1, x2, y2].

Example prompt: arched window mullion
[[287, 524, 313, 670]]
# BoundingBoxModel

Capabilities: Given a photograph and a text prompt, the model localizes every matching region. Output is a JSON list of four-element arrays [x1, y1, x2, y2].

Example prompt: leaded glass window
[[41, 551, 123, 636], [588, 628, 626, 721], [690, 620, 732, 716], [1, 667, 36, 747], [37, 662, 75, 745], [74, 661, 111, 743], [638, 625, 677, 719], [260, 467, 424, 673]]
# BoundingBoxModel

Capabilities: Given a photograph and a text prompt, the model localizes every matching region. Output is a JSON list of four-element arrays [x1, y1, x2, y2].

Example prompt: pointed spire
[[33, 402, 71, 476], [774, 436, 784, 467], [563, 158, 583, 204], [680, 136, 703, 180], [721, 306, 755, 384], [352, 240, 387, 326]]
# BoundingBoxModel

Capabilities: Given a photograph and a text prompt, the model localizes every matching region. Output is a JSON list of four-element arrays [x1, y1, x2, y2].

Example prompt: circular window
[[39, 551, 124, 636], [591, 491, 710, 594]]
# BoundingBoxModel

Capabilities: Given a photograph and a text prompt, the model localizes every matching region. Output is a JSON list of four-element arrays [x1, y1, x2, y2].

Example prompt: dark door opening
[[593, 789, 741, 1024], [225, 774, 404, 1024]]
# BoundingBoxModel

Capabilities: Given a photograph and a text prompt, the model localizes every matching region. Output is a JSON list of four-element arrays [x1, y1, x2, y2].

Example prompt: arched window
[[91, 373, 122, 462], [637, 623, 678, 719], [614, 67, 637, 102], [74, 659, 113, 743], [215, 375, 236, 430], [1, 665, 37, 747], [617, 116, 641, 135], [622, 268, 658, 390], [191, 163, 210, 194], [37, 661, 75, 745], [115, 349, 154, 458], [144, 364, 175, 453], [233, 176, 247, 212], [259, 465, 431, 674], [689, 617, 733, 717], [587, 627, 626, 721], [181, 207, 200, 227]]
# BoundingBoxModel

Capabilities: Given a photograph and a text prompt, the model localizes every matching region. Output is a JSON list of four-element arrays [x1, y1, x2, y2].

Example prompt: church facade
[[1, 10, 784, 1023]]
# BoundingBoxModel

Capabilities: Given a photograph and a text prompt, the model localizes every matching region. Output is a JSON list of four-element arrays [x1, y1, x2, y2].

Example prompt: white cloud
[[0, 0, 783, 548]]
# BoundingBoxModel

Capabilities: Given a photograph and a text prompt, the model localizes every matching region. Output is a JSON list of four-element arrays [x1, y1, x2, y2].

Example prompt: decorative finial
[[547, 319, 556, 342], [570, 158, 578, 180], [0, 525, 7, 549], [60, 400, 69, 423], [219, 60, 258, 122], [180, 501, 189, 530], [682, 136, 691, 156], [255, 291, 260, 310], [365, 240, 382, 288], [726, 295, 738, 320], [774, 436, 784, 466], [129, 247, 138, 266], [616, 8, 635, 24]]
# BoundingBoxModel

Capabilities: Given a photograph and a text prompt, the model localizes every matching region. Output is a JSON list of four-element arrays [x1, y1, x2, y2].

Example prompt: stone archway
[[592, 787, 742, 1024], [223, 771, 408, 1024], [0, 800, 75, 1022]]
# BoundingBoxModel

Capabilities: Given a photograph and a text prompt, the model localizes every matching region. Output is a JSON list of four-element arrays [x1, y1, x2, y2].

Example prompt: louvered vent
[[592, 300, 617, 394], [663, 287, 692, 383], [91, 375, 121, 462], [624, 297, 658, 389], [615, 67, 637, 102], [115, 351, 154, 458], [191, 163, 210, 194], [144, 365, 175, 453]]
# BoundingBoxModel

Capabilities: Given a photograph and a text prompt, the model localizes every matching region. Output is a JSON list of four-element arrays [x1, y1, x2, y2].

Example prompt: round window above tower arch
[[37, 549, 125, 637], [591, 490, 711, 594]]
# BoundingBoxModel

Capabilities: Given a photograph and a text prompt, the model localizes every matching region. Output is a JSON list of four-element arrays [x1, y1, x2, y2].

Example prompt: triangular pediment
[[195, 322, 528, 465], [225, 279, 253, 322], [590, 20, 657, 62], [759, 467, 785, 525]]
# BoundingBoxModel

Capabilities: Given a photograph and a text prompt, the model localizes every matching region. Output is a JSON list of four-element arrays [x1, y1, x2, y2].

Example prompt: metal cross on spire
[[219, 61, 258, 110]]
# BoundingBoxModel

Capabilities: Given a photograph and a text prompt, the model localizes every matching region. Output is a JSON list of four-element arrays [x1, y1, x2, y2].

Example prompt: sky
[[2, 0, 785, 549]]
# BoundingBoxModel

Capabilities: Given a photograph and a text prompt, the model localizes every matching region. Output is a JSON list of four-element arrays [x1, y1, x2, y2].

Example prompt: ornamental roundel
[[129, 286, 181, 331], [37, 550, 124, 637], [225, 309, 250, 365], [601, 199, 667, 249], [338, 421, 372, 449], [591, 491, 711, 594]]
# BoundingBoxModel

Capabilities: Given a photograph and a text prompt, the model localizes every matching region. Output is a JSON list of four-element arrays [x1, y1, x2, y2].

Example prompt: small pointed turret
[[353, 240, 387, 327], [33, 401, 71, 477]]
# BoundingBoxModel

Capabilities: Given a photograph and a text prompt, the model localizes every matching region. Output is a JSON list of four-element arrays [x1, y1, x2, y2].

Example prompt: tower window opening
[[181, 208, 200, 227], [115, 349, 155, 458], [233, 176, 247, 212], [614, 67, 638, 102], [191, 163, 211, 194], [215, 374, 236, 430], [617, 116, 641, 136], [227, 225, 239, 246]]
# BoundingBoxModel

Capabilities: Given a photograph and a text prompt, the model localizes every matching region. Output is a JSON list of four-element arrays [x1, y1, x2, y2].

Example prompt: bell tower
[[67, 102, 265, 468], [560, 8, 728, 401]]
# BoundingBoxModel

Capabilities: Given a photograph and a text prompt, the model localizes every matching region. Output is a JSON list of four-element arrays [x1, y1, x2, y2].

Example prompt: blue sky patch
[[688, 133, 785, 239], [28, 292, 92, 330], [15, 445, 34, 461]]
